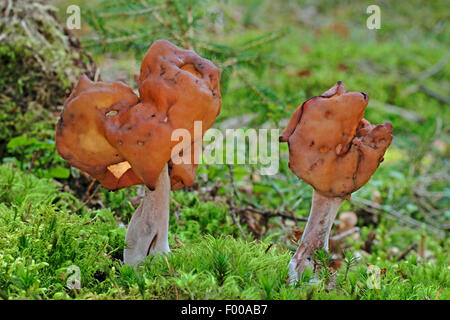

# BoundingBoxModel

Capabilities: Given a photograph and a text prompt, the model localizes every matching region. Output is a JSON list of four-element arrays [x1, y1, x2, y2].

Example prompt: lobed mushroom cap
[[56, 40, 221, 191], [279, 81, 393, 198]]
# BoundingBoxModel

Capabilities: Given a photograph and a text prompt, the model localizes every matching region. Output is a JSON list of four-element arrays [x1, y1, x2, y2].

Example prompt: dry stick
[[417, 84, 450, 105], [83, 178, 97, 202], [94, 67, 101, 82], [63, 26, 97, 77], [27, 149, 39, 174], [404, 83, 450, 105], [409, 53, 449, 81], [21, 202, 32, 222], [98, 5, 165, 18], [419, 234, 426, 260], [4, 0, 13, 17], [402, 53, 449, 107], [435, 287, 443, 300], [351, 196, 445, 238], [94, 241, 109, 259], [331, 227, 360, 241], [71, 184, 101, 214], [238, 206, 308, 222], [373, 277, 380, 297], [264, 243, 274, 254], [416, 196, 441, 219], [25, 202, 31, 220], [173, 285, 179, 300], [222, 57, 239, 69], [396, 242, 418, 261], [82, 213, 98, 225], [84, 34, 141, 47], [415, 188, 446, 201], [369, 100, 424, 123], [291, 195, 304, 212], [227, 165, 248, 241]]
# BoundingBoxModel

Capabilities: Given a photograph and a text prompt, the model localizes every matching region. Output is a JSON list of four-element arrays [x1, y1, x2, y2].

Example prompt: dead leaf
[[292, 226, 303, 242], [338, 63, 348, 71], [297, 69, 311, 77]]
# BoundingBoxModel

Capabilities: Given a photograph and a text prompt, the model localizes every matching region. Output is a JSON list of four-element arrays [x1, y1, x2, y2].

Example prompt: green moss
[[0, 165, 447, 300], [0, 164, 125, 299], [0, 0, 95, 168]]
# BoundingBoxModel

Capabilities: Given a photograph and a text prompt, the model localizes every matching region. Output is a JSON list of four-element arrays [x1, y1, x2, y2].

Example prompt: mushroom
[[279, 81, 393, 283], [56, 40, 221, 266]]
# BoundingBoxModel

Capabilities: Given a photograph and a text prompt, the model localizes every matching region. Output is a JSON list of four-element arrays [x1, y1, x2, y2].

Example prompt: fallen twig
[[435, 287, 443, 300], [408, 53, 449, 81], [83, 34, 142, 47], [71, 184, 101, 214], [264, 243, 274, 254], [24, 202, 32, 222], [83, 178, 97, 202], [369, 100, 425, 123], [27, 149, 39, 174], [99, 5, 164, 18], [237, 206, 308, 222], [396, 242, 418, 261], [419, 234, 426, 260], [417, 84, 450, 105], [227, 165, 248, 241], [331, 227, 360, 241], [351, 196, 445, 238]]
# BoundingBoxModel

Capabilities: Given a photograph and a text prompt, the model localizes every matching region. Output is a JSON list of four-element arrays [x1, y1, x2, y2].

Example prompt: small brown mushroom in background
[[56, 40, 221, 266], [333, 211, 360, 243], [279, 81, 393, 284]]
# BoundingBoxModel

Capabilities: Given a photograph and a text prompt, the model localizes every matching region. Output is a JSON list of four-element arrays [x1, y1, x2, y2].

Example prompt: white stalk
[[124, 163, 170, 266], [288, 190, 343, 284]]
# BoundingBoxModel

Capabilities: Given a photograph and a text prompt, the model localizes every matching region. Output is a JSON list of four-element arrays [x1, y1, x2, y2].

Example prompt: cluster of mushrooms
[[56, 40, 393, 283]]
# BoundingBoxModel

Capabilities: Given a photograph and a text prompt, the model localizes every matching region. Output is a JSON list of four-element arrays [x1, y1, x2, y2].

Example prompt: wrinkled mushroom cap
[[56, 40, 221, 191], [280, 81, 393, 198]]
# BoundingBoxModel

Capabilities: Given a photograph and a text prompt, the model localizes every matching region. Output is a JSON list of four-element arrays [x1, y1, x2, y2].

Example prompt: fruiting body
[[56, 40, 221, 265], [280, 81, 392, 198], [280, 81, 393, 283], [56, 40, 221, 192], [124, 164, 171, 265], [288, 192, 343, 281]]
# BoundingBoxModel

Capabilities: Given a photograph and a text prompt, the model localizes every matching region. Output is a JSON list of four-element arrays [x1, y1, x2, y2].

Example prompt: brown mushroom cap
[[280, 81, 393, 198], [56, 40, 221, 191]]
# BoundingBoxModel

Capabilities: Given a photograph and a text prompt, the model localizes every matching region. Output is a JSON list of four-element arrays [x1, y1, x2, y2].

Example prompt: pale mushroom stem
[[288, 190, 343, 284], [124, 163, 170, 266]]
